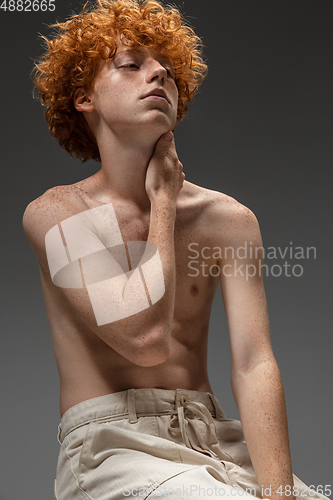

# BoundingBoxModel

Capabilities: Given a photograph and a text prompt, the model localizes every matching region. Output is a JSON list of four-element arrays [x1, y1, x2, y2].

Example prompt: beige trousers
[[55, 388, 328, 500]]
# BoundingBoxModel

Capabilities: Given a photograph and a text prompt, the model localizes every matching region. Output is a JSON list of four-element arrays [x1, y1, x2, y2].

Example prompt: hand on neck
[[92, 125, 172, 210]]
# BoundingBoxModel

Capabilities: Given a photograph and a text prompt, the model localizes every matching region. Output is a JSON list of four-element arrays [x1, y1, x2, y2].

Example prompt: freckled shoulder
[[23, 184, 88, 229], [22, 185, 87, 268], [182, 181, 254, 218], [182, 181, 261, 246]]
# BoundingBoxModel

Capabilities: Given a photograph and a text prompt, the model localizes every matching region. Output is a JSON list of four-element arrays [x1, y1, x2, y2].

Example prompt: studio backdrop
[[0, 1, 332, 499]]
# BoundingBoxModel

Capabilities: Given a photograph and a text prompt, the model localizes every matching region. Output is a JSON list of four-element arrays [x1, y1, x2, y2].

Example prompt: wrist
[[150, 193, 177, 211]]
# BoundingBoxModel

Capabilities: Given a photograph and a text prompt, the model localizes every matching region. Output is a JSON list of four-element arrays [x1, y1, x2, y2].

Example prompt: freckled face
[[89, 41, 179, 135]]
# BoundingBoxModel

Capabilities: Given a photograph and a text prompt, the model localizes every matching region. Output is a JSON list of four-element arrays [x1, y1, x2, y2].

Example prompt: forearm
[[148, 194, 176, 288], [105, 195, 176, 366], [144, 194, 177, 328], [232, 360, 295, 500]]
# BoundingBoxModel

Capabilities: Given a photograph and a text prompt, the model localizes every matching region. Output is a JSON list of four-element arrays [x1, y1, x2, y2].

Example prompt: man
[[22, 1, 329, 499]]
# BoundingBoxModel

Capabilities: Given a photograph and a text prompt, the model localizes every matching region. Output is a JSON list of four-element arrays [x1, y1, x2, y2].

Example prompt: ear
[[74, 88, 94, 113]]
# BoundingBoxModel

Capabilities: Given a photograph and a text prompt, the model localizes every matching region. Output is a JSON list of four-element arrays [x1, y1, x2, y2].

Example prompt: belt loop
[[208, 393, 226, 420], [127, 389, 138, 423]]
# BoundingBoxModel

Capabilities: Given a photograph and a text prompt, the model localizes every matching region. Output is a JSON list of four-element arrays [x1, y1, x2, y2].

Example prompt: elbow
[[231, 357, 281, 396]]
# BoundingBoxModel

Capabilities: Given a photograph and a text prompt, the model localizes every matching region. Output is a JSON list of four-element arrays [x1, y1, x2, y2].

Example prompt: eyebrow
[[111, 49, 140, 63]]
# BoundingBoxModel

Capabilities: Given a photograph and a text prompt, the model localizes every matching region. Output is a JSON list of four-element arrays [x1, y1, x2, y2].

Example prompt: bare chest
[[112, 203, 221, 323]]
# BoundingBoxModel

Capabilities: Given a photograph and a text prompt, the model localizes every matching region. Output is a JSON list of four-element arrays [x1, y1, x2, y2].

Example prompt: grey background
[[1, 0, 332, 498]]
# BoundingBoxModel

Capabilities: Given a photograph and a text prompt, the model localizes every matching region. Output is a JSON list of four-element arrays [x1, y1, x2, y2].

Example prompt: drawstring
[[169, 395, 219, 459]]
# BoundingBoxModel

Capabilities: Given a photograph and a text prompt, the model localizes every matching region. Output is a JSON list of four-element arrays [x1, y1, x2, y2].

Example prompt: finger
[[163, 131, 173, 142], [152, 132, 174, 160], [160, 132, 180, 163]]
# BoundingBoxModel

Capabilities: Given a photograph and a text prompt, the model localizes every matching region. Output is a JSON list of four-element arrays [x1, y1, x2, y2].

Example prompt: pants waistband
[[57, 388, 226, 444]]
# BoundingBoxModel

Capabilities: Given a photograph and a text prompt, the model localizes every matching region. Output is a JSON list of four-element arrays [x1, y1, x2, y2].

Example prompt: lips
[[141, 88, 170, 103]]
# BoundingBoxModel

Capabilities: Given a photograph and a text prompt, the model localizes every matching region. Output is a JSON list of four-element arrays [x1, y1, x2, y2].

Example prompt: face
[[85, 40, 179, 138]]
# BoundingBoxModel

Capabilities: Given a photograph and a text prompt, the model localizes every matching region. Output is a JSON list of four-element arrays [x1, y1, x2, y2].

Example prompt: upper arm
[[216, 199, 274, 374], [22, 190, 125, 333], [23, 189, 67, 270]]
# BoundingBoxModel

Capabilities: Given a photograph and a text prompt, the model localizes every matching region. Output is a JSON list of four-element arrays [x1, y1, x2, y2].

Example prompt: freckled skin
[[24, 180, 296, 497], [23, 42, 297, 500], [26, 180, 229, 413]]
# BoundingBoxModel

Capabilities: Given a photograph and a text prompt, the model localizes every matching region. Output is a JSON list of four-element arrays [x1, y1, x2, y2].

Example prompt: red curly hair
[[33, 0, 208, 162]]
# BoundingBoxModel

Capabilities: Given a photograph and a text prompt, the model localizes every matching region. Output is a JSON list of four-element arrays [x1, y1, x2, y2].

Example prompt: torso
[[37, 179, 230, 416]]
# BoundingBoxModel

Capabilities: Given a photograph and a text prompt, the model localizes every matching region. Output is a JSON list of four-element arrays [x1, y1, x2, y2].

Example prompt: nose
[[146, 59, 167, 84]]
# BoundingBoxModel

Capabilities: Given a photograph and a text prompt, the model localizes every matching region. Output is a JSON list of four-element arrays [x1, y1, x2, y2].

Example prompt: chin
[[144, 121, 177, 139], [143, 109, 177, 130]]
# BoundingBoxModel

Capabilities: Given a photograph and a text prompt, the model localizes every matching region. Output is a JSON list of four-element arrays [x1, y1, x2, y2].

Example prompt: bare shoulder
[[181, 181, 261, 245], [22, 185, 87, 267], [181, 180, 259, 225]]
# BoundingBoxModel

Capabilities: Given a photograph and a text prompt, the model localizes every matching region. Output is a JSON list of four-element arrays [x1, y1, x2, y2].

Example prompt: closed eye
[[122, 64, 139, 69], [166, 68, 175, 79]]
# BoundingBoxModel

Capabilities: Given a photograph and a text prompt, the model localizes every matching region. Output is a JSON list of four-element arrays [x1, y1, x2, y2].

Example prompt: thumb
[[163, 131, 173, 142], [152, 131, 174, 159]]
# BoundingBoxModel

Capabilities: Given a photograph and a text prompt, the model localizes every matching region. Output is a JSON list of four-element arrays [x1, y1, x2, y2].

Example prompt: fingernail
[[164, 132, 173, 141]]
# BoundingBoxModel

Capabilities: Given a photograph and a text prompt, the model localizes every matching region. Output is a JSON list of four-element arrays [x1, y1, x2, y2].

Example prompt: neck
[[92, 127, 162, 210]]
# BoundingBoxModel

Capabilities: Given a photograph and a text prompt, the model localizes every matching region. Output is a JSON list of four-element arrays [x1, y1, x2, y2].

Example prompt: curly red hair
[[33, 0, 208, 162]]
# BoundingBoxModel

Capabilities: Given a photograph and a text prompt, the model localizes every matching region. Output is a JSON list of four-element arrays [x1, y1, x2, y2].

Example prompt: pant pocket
[[77, 421, 97, 488]]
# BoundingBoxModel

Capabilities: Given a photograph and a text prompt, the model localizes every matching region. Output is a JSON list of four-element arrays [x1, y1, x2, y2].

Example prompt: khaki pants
[[55, 388, 328, 500]]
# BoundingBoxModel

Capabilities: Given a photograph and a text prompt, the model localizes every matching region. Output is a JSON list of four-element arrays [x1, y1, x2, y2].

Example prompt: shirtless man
[[22, 1, 328, 499]]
